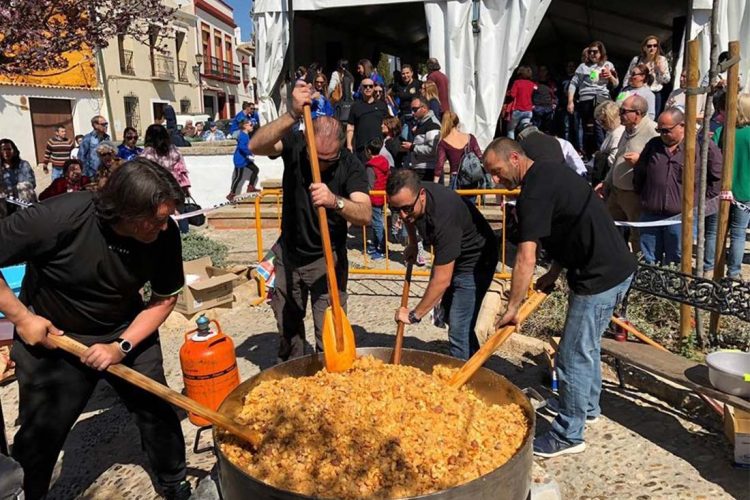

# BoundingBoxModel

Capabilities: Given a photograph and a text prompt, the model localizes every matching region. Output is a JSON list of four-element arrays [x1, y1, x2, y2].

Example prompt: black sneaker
[[533, 432, 586, 458], [163, 481, 192, 500]]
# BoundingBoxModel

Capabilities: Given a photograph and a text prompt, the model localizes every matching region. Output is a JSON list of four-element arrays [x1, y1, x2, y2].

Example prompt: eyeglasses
[[362, 84, 374, 89], [656, 123, 684, 134], [125, 135, 138, 140], [646, 43, 659, 48], [410, 106, 422, 113], [97, 122, 109, 126], [619, 108, 638, 115], [306, 149, 340, 165], [389, 192, 421, 215]]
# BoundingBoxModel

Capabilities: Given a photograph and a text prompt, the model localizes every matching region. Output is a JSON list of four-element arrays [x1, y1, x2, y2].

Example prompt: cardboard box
[[724, 403, 750, 467], [175, 257, 239, 315]]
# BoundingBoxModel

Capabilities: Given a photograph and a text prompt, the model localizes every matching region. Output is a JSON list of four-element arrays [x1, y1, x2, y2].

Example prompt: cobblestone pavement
[[1, 223, 747, 499]]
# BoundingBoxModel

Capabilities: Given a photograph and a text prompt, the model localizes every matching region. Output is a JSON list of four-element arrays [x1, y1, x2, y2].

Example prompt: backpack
[[456, 138, 486, 188], [330, 71, 344, 104]]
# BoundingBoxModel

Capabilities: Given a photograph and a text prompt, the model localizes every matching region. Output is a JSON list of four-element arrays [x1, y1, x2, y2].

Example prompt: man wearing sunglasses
[[595, 95, 658, 252], [347, 78, 388, 163], [484, 138, 635, 458], [633, 107, 722, 266], [387, 169, 497, 361], [250, 82, 371, 361], [77, 115, 111, 178]]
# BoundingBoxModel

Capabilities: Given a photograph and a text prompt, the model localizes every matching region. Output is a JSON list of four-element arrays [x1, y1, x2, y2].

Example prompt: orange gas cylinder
[[180, 315, 240, 426]]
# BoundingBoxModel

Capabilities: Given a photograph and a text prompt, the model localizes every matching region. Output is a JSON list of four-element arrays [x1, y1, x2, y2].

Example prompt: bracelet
[[288, 109, 301, 121]]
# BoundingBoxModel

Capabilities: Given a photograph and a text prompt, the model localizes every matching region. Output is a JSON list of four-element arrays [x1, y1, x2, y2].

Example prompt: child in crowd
[[365, 138, 389, 259]]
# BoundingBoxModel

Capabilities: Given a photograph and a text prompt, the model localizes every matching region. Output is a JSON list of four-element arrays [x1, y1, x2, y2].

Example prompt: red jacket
[[367, 155, 390, 207], [509, 79, 537, 112], [39, 177, 91, 201]]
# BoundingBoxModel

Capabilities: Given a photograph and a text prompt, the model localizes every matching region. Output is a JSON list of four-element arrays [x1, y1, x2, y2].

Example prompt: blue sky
[[225, 0, 254, 41]]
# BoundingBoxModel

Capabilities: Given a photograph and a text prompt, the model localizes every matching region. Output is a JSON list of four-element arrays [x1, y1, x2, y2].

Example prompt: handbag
[[181, 196, 205, 227], [335, 101, 353, 123]]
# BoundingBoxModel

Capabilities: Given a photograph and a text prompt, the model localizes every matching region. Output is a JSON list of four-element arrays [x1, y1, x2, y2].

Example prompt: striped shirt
[[44, 136, 74, 168]]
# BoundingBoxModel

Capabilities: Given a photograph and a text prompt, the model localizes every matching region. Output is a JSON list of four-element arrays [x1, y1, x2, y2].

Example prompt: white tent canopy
[[253, 0, 749, 148]]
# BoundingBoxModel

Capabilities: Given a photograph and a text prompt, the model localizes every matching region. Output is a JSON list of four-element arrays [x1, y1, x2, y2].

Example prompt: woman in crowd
[[39, 159, 90, 200], [618, 63, 656, 119], [591, 101, 625, 187], [311, 73, 334, 119], [381, 116, 403, 169], [182, 120, 197, 138], [436, 111, 483, 197], [567, 41, 619, 158], [0, 138, 36, 211], [374, 84, 398, 117], [92, 141, 122, 190], [421, 81, 442, 121], [707, 93, 750, 279], [328, 59, 355, 104], [506, 65, 536, 139], [117, 126, 143, 161], [142, 124, 191, 232], [623, 35, 671, 115]]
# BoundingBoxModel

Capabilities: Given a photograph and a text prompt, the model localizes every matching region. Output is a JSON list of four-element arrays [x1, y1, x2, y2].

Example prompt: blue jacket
[[117, 144, 143, 161], [233, 131, 253, 169], [230, 111, 261, 133], [77, 131, 110, 177], [311, 96, 334, 118]]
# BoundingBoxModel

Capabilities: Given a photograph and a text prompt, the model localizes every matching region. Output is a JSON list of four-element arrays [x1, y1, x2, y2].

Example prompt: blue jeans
[[703, 212, 719, 273], [507, 110, 533, 140], [639, 212, 681, 266], [368, 206, 385, 253], [51, 167, 64, 181], [551, 274, 633, 444], [440, 260, 496, 360], [728, 204, 750, 278], [532, 106, 555, 133]]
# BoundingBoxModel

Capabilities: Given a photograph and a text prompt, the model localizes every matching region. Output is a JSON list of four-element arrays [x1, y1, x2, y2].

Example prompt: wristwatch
[[334, 196, 345, 211], [116, 338, 133, 355], [408, 310, 421, 324]]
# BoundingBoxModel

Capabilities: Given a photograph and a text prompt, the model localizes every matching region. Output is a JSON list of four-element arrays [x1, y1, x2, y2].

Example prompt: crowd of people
[[0, 36, 749, 500]]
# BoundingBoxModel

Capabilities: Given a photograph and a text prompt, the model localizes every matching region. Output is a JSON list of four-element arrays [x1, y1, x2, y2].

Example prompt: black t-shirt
[[0, 192, 184, 341], [516, 161, 636, 294], [349, 100, 388, 151], [415, 183, 497, 275], [397, 80, 422, 115], [280, 132, 369, 263], [518, 132, 565, 164]]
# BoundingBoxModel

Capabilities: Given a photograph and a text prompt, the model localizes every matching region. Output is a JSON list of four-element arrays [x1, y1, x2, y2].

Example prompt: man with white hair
[[250, 82, 372, 362], [595, 94, 658, 252], [78, 115, 111, 178]]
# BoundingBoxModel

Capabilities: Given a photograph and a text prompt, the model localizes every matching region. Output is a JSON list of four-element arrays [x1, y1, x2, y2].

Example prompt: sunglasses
[[362, 84, 374, 89], [97, 122, 109, 126], [388, 192, 421, 215], [125, 135, 138, 139], [306, 150, 340, 165], [656, 123, 683, 134], [315, 80, 325, 84], [631, 72, 644, 77], [646, 43, 659, 48], [374, 91, 383, 95], [619, 108, 638, 115], [410, 106, 422, 113], [588, 49, 600, 54]]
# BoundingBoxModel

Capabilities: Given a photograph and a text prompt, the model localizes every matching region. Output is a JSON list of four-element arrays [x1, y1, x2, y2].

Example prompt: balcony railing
[[204, 56, 241, 83], [242, 65, 250, 82], [120, 49, 134, 75], [151, 53, 174, 80], [177, 60, 188, 82]]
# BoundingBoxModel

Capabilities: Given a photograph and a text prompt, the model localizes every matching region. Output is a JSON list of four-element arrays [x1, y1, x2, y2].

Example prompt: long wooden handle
[[392, 264, 413, 365], [48, 334, 261, 449], [610, 316, 670, 352], [449, 291, 547, 388], [302, 105, 344, 352]]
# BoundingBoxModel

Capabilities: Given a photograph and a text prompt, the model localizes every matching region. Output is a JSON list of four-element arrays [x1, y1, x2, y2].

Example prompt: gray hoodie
[[409, 110, 441, 172]]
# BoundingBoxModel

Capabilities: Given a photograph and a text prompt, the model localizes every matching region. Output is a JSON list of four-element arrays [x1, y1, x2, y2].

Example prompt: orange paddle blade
[[322, 306, 356, 372]]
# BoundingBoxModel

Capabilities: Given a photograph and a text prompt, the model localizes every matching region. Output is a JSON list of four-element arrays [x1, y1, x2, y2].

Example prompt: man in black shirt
[[250, 82, 371, 361], [484, 138, 636, 459], [0, 159, 190, 500], [387, 169, 498, 360], [347, 78, 388, 163]]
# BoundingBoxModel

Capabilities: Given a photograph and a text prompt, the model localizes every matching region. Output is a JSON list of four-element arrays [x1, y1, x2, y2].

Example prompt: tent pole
[[694, 0, 720, 348], [709, 41, 741, 339], [680, 40, 699, 341], [288, 0, 295, 97]]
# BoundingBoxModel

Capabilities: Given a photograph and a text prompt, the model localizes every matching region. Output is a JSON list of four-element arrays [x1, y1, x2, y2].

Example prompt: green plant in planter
[[181, 232, 228, 267]]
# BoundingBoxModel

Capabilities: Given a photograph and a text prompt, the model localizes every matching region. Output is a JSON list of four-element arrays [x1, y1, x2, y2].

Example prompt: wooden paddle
[[302, 105, 356, 372], [47, 334, 261, 449], [449, 291, 548, 388], [391, 263, 414, 365]]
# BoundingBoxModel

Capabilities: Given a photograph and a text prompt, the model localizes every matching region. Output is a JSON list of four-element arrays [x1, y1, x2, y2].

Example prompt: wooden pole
[[680, 40, 699, 340], [48, 335, 262, 449], [392, 264, 413, 365], [709, 41, 741, 336]]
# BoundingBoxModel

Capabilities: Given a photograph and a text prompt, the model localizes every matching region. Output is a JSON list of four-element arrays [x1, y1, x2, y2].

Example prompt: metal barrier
[[249, 187, 521, 305]]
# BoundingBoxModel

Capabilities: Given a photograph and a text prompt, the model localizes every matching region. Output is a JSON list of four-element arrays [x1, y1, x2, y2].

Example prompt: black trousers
[[270, 242, 348, 362], [10, 335, 186, 500], [230, 162, 259, 195]]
